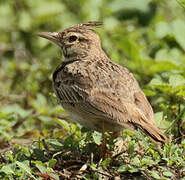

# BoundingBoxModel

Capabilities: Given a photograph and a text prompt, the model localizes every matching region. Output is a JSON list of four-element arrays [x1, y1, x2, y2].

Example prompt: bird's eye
[[69, 35, 78, 42]]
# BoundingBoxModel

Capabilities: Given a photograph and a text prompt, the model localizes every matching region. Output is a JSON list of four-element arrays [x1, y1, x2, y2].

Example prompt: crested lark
[[38, 22, 167, 144]]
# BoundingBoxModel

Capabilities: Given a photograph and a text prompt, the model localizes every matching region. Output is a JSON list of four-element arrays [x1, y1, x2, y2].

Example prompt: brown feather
[[38, 22, 168, 144]]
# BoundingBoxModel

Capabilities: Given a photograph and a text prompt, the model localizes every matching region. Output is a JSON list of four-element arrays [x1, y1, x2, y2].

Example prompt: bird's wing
[[134, 91, 155, 125], [54, 82, 87, 104], [85, 87, 148, 125], [85, 88, 167, 143]]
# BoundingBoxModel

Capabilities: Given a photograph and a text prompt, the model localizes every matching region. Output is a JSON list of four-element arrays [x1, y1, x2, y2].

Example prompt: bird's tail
[[137, 123, 168, 144], [125, 103, 168, 144]]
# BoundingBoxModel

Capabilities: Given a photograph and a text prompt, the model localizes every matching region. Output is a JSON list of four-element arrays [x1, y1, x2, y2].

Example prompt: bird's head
[[38, 22, 103, 60]]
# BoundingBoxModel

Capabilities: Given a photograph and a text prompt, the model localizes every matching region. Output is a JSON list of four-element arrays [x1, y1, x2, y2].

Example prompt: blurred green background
[[0, 0, 185, 179]]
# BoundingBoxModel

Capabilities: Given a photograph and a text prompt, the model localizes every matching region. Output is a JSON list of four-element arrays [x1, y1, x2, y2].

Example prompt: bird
[[38, 21, 167, 145]]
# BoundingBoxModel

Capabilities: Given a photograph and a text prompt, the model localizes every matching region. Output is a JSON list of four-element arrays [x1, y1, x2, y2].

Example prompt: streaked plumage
[[38, 22, 167, 144]]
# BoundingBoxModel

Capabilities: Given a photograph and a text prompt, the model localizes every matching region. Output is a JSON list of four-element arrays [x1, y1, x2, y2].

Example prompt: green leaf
[[18, 11, 32, 31], [151, 170, 161, 179], [148, 61, 180, 73], [131, 157, 141, 166], [128, 141, 134, 155], [0, 163, 15, 175], [118, 164, 138, 173], [172, 19, 185, 51], [154, 112, 163, 126], [155, 22, 171, 39], [31, 93, 47, 113], [143, 89, 156, 96], [38, 115, 53, 123], [7, 151, 14, 162], [110, 0, 150, 13], [155, 19, 185, 51], [92, 131, 102, 145], [128, 167, 139, 173], [16, 161, 36, 180], [177, 0, 185, 8], [155, 48, 183, 66], [0, 4, 14, 30], [117, 164, 127, 172], [53, 118, 70, 131], [102, 158, 111, 167], [141, 157, 154, 166], [46, 139, 63, 149], [35, 163, 47, 174], [115, 35, 141, 62], [163, 170, 173, 177], [169, 74, 185, 87], [32, 1, 65, 18], [149, 78, 163, 86], [1, 104, 32, 118], [48, 159, 57, 168]]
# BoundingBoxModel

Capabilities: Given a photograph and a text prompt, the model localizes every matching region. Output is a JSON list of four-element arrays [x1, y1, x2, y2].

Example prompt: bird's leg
[[101, 119, 107, 159]]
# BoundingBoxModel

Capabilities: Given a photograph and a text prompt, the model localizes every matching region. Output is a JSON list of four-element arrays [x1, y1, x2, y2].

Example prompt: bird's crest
[[80, 21, 103, 27], [67, 21, 103, 30]]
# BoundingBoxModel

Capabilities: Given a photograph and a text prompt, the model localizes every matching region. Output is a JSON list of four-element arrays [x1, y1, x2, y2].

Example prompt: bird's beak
[[37, 32, 61, 46]]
